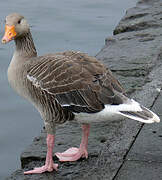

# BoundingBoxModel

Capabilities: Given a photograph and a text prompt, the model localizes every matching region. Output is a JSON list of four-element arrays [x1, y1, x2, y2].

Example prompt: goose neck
[[14, 31, 37, 58]]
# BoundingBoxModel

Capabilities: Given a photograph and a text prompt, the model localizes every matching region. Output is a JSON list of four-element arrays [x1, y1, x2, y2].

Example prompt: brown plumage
[[27, 51, 125, 114]]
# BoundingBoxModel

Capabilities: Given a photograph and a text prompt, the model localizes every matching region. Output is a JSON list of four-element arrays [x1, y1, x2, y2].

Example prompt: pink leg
[[55, 124, 90, 162], [24, 134, 58, 174]]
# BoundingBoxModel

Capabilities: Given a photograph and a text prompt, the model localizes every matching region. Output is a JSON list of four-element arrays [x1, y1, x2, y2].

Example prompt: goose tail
[[117, 100, 160, 123]]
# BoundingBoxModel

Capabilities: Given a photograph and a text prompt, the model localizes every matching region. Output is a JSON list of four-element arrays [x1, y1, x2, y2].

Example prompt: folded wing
[[27, 51, 126, 113]]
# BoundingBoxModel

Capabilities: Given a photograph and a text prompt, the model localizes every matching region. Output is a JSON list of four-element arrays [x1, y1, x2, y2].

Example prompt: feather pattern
[[27, 51, 126, 114]]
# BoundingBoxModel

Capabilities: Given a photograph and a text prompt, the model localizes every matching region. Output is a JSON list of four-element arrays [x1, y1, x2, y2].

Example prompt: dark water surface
[[0, 0, 137, 178]]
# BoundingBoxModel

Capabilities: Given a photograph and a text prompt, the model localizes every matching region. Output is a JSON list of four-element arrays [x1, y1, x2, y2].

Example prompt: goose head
[[1, 13, 30, 44]]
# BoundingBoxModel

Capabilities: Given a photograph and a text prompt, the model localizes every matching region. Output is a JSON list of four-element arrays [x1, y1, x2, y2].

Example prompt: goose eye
[[18, 20, 21, 24]]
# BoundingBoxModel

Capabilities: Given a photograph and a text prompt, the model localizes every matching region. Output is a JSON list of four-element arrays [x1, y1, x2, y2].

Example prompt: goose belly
[[75, 105, 125, 124]]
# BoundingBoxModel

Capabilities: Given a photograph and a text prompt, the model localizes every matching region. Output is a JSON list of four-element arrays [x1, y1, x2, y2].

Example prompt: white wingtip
[[118, 106, 160, 124], [147, 108, 160, 123]]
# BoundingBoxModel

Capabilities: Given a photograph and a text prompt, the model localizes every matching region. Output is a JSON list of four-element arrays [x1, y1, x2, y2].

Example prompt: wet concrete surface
[[6, 0, 162, 179]]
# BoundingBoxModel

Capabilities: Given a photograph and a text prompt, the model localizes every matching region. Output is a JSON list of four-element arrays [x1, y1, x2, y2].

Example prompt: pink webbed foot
[[55, 147, 88, 162], [24, 134, 57, 174], [55, 124, 90, 162], [24, 163, 58, 174]]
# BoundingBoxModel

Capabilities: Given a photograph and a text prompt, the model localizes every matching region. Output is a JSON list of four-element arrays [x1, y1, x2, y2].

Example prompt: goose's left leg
[[55, 124, 90, 162], [24, 134, 58, 174]]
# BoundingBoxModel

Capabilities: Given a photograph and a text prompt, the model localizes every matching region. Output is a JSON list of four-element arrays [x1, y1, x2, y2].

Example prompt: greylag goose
[[2, 13, 160, 174]]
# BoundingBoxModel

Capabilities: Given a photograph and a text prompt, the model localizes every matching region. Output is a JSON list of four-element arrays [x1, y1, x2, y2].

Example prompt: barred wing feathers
[[27, 51, 125, 113]]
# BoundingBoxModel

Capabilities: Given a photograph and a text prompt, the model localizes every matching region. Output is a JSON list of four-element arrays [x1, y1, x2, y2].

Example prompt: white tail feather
[[75, 99, 160, 124], [117, 103, 160, 123]]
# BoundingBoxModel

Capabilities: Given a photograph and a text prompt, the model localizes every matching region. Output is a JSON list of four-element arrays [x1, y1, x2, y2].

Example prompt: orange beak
[[1, 25, 17, 44]]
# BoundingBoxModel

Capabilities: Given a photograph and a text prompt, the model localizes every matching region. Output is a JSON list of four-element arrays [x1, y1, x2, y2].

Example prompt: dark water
[[0, 0, 137, 178]]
